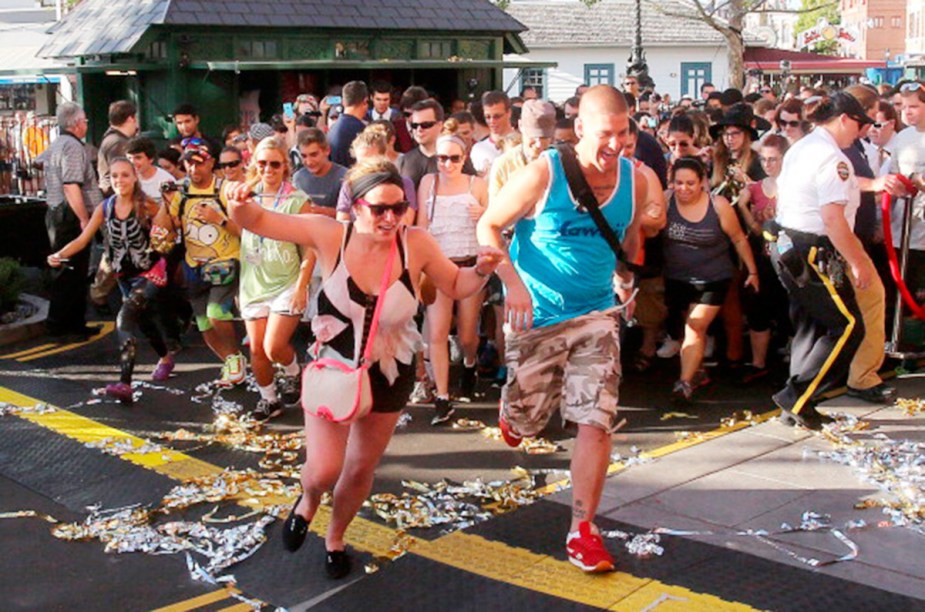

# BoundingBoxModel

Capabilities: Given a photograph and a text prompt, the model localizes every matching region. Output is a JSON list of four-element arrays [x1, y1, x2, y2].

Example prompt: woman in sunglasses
[[227, 158, 502, 579], [238, 137, 314, 421], [416, 119, 490, 424], [774, 98, 808, 145], [216, 147, 246, 182]]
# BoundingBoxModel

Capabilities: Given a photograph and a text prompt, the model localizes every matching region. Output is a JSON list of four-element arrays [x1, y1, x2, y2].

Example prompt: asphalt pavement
[[1, 320, 923, 610]]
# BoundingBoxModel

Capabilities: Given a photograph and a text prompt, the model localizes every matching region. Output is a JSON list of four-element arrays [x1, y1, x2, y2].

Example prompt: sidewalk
[[542, 372, 925, 606]]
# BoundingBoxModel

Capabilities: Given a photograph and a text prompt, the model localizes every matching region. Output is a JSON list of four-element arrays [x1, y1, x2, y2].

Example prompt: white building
[[743, 0, 799, 51], [502, 0, 757, 103]]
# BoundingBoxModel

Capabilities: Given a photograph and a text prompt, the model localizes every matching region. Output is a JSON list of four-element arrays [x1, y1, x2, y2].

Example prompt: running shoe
[[739, 364, 769, 385], [672, 379, 693, 402], [151, 357, 175, 382], [431, 397, 455, 426], [566, 521, 615, 573], [278, 374, 301, 407], [409, 380, 435, 405], [105, 382, 134, 405], [254, 398, 283, 422], [656, 336, 680, 358], [218, 352, 247, 388]]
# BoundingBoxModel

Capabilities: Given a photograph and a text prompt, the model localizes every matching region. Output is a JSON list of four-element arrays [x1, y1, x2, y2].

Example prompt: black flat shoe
[[281, 495, 310, 552], [779, 406, 833, 431], [846, 383, 897, 404], [325, 548, 352, 579]]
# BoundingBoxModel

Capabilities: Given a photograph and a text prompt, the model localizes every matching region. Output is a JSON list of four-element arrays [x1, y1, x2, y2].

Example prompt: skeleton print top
[[103, 196, 157, 276]]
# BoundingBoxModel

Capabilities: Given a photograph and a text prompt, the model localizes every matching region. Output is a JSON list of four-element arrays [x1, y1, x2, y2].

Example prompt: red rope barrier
[[879, 174, 925, 320]]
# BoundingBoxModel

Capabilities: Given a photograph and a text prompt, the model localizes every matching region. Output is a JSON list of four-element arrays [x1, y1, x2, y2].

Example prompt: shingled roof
[[505, 0, 745, 47], [39, 0, 526, 59]]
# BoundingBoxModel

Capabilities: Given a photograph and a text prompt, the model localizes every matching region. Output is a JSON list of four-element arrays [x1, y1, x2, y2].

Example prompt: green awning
[[191, 58, 556, 71]]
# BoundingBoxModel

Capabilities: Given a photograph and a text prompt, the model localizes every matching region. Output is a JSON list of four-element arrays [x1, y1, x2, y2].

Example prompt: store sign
[[797, 18, 858, 51]]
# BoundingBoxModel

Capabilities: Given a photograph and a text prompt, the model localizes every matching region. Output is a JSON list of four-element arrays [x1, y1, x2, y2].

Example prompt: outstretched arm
[[227, 182, 337, 252]]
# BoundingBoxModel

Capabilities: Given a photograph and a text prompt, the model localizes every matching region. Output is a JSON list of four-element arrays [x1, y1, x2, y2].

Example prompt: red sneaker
[[498, 402, 522, 448], [566, 521, 615, 573]]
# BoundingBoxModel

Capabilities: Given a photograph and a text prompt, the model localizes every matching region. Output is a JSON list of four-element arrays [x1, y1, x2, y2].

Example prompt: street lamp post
[[626, 0, 655, 90]]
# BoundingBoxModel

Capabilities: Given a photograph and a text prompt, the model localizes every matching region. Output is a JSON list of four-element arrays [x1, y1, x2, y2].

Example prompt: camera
[[160, 181, 179, 194]]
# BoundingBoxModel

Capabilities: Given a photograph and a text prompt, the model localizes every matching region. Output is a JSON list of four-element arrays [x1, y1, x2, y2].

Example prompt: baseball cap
[[519, 100, 556, 139], [830, 91, 875, 126], [248, 122, 275, 141], [181, 144, 211, 164]]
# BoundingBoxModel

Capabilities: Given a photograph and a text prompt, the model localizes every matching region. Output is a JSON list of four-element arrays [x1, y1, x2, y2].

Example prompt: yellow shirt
[[168, 178, 240, 267]]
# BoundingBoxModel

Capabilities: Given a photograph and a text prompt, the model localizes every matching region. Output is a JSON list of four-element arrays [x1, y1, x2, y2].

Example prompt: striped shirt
[[42, 131, 103, 212]]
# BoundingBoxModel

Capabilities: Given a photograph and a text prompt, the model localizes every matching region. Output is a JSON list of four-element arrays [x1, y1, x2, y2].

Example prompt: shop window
[[584, 64, 614, 86], [238, 40, 278, 59], [521, 68, 546, 99], [420, 41, 453, 59]]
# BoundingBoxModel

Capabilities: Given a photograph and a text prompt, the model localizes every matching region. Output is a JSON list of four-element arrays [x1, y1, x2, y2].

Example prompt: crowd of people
[[30, 72, 925, 578]]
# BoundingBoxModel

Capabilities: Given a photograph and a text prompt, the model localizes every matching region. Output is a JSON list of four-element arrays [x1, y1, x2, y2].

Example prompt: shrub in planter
[[0, 257, 25, 315]]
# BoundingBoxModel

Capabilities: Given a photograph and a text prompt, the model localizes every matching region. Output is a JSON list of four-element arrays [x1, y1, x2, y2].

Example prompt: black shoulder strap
[[553, 143, 641, 274]]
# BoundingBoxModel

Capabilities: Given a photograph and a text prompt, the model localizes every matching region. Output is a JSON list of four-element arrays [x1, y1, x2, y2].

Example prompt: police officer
[[770, 92, 876, 430]]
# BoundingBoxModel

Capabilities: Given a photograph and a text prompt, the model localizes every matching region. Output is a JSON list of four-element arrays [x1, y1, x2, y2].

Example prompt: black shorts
[[665, 278, 731, 311], [370, 357, 416, 413]]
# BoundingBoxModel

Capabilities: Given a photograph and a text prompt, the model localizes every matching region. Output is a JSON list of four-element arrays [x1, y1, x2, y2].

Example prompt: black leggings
[[116, 277, 169, 384]]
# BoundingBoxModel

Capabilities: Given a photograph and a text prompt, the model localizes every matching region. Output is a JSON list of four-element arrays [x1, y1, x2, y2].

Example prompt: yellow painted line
[[2, 383, 766, 610], [0, 343, 57, 360], [0, 387, 220, 480], [214, 604, 255, 612], [416, 532, 757, 610], [18, 322, 115, 362], [149, 588, 239, 612]]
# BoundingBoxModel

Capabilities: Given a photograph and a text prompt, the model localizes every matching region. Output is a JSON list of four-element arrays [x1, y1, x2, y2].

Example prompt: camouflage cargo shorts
[[501, 308, 622, 437]]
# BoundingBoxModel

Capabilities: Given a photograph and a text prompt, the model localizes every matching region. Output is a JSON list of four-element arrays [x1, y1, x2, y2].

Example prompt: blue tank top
[[510, 149, 635, 328]]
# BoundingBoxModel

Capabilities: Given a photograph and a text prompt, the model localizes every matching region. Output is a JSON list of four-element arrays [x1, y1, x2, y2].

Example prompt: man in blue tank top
[[478, 85, 648, 573]]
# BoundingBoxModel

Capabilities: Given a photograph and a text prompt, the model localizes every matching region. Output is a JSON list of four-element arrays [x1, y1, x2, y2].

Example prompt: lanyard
[[256, 182, 291, 252]]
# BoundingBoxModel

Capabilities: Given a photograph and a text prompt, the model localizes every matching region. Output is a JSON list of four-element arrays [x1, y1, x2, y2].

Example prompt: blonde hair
[[250, 136, 290, 182], [344, 157, 401, 186], [351, 123, 390, 158]]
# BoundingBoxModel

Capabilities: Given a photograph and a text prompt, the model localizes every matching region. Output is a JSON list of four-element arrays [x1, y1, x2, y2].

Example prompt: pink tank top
[[748, 180, 777, 225]]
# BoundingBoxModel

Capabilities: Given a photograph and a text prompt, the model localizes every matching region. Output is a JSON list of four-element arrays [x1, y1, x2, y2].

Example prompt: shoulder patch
[[836, 161, 850, 181]]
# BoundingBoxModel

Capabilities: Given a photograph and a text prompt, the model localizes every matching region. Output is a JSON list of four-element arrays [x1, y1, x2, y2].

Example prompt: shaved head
[[578, 85, 628, 120]]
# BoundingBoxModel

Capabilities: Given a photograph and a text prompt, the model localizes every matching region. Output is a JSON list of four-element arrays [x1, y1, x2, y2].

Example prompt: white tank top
[[426, 175, 481, 260]]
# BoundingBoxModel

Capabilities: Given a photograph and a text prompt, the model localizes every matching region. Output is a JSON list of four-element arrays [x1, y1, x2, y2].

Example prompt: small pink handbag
[[301, 237, 397, 423]]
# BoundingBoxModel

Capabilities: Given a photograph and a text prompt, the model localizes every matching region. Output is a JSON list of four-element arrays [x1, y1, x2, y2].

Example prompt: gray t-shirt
[[42, 131, 103, 212], [889, 126, 925, 249], [292, 163, 347, 209]]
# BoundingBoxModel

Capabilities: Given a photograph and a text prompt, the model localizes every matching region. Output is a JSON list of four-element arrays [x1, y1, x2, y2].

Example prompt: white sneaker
[[656, 337, 681, 359]]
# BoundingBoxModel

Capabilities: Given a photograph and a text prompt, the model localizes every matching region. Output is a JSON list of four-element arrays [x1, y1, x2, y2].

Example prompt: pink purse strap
[[360, 235, 398, 365]]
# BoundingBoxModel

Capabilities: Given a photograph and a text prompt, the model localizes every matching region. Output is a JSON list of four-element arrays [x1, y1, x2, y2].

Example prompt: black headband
[[350, 171, 404, 202]]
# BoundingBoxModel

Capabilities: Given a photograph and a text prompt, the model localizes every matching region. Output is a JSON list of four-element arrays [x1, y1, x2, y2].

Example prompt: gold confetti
[[660, 412, 698, 421]]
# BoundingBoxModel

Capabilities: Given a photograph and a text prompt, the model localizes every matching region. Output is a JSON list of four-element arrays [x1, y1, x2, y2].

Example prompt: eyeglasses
[[722, 129, 744, 138], [256, 159, 283, 169], [357, 198, 410, 217], [181, 137, 205, 148], [216, 159, 242, 170], [778, 120, 801, 128], [900, 82, 923, 92], [436, 154, 463, 164], [410, 121, 438, 131]]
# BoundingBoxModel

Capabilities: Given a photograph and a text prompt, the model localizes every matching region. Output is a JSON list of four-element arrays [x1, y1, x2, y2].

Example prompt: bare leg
[[326, 411, 402, 550], [202, 319, 238, 360], [296, 415, 350, 522], [264, 312, 301, 365], [569, 424, 612, 532], [748, 329, 771, 369], [427, 292, 454, 397], [680, 304, 721, 382], [245, 318, 272, 386], [456, 289, 485, 365]]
